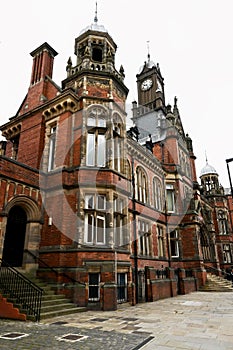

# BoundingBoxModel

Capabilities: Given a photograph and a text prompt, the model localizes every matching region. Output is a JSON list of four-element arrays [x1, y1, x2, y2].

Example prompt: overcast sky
[[1, 0, 233, 187]]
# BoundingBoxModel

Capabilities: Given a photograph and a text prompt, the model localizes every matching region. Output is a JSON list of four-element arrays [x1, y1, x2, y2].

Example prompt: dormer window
[[92, 47, 102, 62]]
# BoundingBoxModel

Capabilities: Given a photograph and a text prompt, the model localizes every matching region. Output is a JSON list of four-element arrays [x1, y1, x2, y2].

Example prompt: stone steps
[[199, 273, 233, 292], [2, 272, 86, 321]]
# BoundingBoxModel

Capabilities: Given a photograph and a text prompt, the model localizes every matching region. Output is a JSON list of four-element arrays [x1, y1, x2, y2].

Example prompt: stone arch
[[1, 195, 42, 270], [4, 195, 41, 222]]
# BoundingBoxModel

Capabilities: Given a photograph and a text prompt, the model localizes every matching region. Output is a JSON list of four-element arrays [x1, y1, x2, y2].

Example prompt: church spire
[[94, 1, 98, 23]]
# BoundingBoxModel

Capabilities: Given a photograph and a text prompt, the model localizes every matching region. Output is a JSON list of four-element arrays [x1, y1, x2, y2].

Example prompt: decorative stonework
[[1, 124, 21, 140], [42, 97, 79, 120], [127, 138, 164, 177]]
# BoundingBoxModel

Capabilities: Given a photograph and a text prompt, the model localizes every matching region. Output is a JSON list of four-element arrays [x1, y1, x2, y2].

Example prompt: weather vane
[[147, 40, 150, 62], [205, 150, 208, 164], [94, 1, 98, 23]]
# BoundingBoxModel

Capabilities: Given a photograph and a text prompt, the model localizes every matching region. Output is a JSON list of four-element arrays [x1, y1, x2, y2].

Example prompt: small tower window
[[92, 47, 102, 62]]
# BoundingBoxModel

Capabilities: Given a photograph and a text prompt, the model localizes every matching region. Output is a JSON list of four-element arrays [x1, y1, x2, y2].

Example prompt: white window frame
[[114, 197, 125, 247], [87, 131, 106, 167], [136, 167, 148, 204], [166, 184, 175, 213], [84, 194, 106, 245], [170, 230, 179, 257], [157, 225, 164, 257], [223, 244, 232, 263], [138, 220, 151, 256], [153, 178, 163, 211], [48, 125, 57, 171], [88, 273, 100, 301]]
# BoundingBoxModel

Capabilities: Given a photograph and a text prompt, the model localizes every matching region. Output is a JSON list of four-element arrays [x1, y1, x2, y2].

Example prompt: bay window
[[84, 194, 106, 245]]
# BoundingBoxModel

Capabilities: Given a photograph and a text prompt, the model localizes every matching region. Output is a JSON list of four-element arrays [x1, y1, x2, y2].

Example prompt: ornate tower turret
[[62, 7, 128, 108], [200, 161, 223, 195]]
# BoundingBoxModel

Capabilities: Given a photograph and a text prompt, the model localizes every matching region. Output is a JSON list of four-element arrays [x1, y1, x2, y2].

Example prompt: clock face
[[141, 78, 153, 91]]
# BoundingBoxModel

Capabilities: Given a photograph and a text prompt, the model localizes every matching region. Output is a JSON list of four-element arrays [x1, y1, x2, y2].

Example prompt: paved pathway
[[0, 292, 233, 349]]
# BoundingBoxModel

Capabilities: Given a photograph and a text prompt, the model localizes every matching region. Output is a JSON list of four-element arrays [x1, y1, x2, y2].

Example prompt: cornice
[[127, 137, 164, 176], [42, 94, 80, 120], [0, 90, 81, 135]]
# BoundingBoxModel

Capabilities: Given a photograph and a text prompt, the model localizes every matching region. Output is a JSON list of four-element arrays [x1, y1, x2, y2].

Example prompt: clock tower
[[131, 54, 166, 142], [136, 54, 165, 110]]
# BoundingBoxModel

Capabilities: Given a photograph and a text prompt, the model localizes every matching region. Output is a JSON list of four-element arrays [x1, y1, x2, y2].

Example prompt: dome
[[200, 162, 218, 177], [79, 3, 108, 36], [138, 60, 156, 74], [79, 22, 108, 36]]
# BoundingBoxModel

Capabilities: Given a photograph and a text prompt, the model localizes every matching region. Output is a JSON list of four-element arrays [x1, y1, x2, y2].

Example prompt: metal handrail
[[0, 259, 43, 321], [24, 249, 82, 285], [203, 263, 232, 279]]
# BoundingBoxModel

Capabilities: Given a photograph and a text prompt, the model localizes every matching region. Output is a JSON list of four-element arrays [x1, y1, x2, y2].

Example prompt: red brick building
[[0, 16, 233, 310]]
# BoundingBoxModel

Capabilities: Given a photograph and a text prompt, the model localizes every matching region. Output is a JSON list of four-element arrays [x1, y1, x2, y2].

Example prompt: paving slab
[[0, 292, 233, 349]]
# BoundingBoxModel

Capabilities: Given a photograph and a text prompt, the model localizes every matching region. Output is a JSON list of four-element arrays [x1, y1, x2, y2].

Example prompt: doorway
[[2, 206, 27, 266]]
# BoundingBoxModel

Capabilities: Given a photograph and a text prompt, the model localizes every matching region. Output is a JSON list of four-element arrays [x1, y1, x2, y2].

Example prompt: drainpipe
[[161, 142, 171, 268], [131, 157, 138, 304]]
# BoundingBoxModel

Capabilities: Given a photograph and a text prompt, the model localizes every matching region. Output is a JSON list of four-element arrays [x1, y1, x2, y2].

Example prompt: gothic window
[[157, 225, 165, 257], [170, 230, 179, 257], [222, 244, 232, 263], [200, 229, 211, 260], [88, 273, 100, 301], [86, 107, 107, 167], [218, 210, 228, 235], [114, 197, 126, 247], [138, 220, 151, 256], [48, 125, 57, 171], [136, 167, 148, 204], [84, 194, 106, 245], [166, 184, 175, 212], [153, 177, 163, 211]]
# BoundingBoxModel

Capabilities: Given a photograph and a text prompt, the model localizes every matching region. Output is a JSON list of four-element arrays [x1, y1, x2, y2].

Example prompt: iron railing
[[185, 269, 193, 278], [155, 269, 168, 279], [24, 249, 80, 285], [203, 264, 232, 280], [0, 259, 43, 322]]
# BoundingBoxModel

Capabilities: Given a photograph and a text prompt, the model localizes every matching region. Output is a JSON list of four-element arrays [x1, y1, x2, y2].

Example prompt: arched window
[[153, 177, 163, 211], [135, 167, 148, 204]]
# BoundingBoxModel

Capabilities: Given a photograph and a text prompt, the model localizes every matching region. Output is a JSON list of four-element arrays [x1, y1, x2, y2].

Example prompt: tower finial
[[94, 1, 98, 23], [205, 150, 208, 164], [147, 40, 150, 62]]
